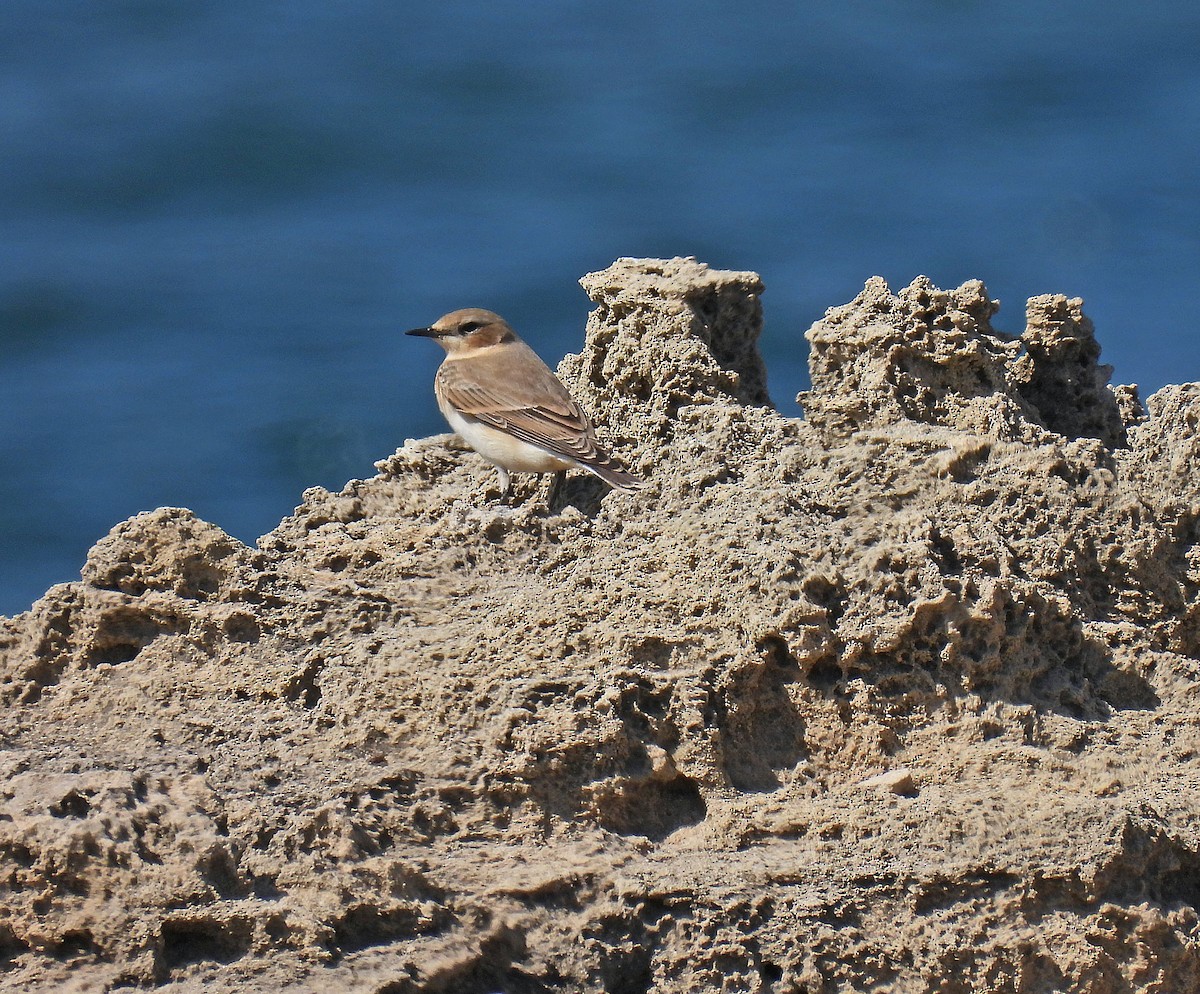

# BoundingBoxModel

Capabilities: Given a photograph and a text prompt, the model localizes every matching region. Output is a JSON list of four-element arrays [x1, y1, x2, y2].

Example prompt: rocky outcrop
[[2, 258, 1198, 992]]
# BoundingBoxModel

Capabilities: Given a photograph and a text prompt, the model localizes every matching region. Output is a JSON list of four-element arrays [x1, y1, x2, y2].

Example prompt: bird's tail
[[585, 458, 644, 493]]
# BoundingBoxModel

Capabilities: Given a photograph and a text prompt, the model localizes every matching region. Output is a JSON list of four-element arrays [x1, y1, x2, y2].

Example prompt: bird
[[406, 308, 643, 499]]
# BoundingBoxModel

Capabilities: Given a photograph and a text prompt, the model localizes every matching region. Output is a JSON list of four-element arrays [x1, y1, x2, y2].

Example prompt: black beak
[[405, 326, 439, 338]]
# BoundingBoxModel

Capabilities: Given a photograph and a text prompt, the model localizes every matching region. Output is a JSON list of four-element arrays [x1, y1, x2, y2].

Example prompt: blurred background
[[3, 1, 1199, 615]]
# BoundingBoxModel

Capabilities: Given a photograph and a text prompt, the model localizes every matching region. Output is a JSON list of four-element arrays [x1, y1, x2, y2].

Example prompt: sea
[[2, 0, 1199, 614]]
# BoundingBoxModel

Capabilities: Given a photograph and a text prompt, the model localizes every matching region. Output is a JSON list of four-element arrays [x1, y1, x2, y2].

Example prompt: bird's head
[[405, 308, 518, 354]]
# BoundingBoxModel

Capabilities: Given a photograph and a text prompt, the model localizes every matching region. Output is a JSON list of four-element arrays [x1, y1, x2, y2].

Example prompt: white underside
[[441, 401, 573, 475]]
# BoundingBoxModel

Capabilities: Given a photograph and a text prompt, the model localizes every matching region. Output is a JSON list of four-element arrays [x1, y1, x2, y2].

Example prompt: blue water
[[2, 1, 1199, 615]]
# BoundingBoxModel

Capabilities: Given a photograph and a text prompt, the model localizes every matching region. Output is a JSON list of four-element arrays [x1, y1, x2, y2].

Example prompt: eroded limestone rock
[[1, 261, 1198, 992]]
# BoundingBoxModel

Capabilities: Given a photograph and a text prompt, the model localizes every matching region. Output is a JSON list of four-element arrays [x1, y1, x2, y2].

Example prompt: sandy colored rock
[[858, 768, 916, 795], [1010, 293, 1134, 448], [2, 259, 1199, 992]]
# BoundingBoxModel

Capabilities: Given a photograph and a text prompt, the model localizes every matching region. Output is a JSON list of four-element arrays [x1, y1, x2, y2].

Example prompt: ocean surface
[[2, 1, 1199, 615]]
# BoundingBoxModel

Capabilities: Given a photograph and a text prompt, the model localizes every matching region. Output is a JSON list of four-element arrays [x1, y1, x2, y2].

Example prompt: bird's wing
[[435, 343, 609, 466]]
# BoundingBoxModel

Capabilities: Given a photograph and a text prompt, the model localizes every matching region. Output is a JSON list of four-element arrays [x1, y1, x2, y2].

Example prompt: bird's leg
[[546, 470, 566, 511], [496, 466, 512, 501]]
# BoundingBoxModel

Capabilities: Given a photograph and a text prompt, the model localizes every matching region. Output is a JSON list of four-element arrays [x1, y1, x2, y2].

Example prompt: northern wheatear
[[406, 308, 643, 497]]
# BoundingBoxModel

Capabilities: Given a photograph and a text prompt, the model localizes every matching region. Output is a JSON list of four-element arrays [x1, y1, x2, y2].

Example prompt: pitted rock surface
[[2, 260, 1198, 993]]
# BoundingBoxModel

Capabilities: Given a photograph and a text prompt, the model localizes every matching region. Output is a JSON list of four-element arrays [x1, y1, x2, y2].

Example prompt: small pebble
[[858, 768, 917, 795]]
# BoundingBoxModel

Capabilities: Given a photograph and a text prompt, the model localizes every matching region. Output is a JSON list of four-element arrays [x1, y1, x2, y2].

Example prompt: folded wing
[[436, 342, 642, 490]]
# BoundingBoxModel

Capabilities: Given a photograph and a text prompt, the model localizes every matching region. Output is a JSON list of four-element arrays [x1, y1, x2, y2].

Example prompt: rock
[[858, 769, 917, 795], [81, 507, 252, 600], [1010, 293, 1136, 447], [1, 262, 1198, 992], [799, 274, 1031, 438]]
